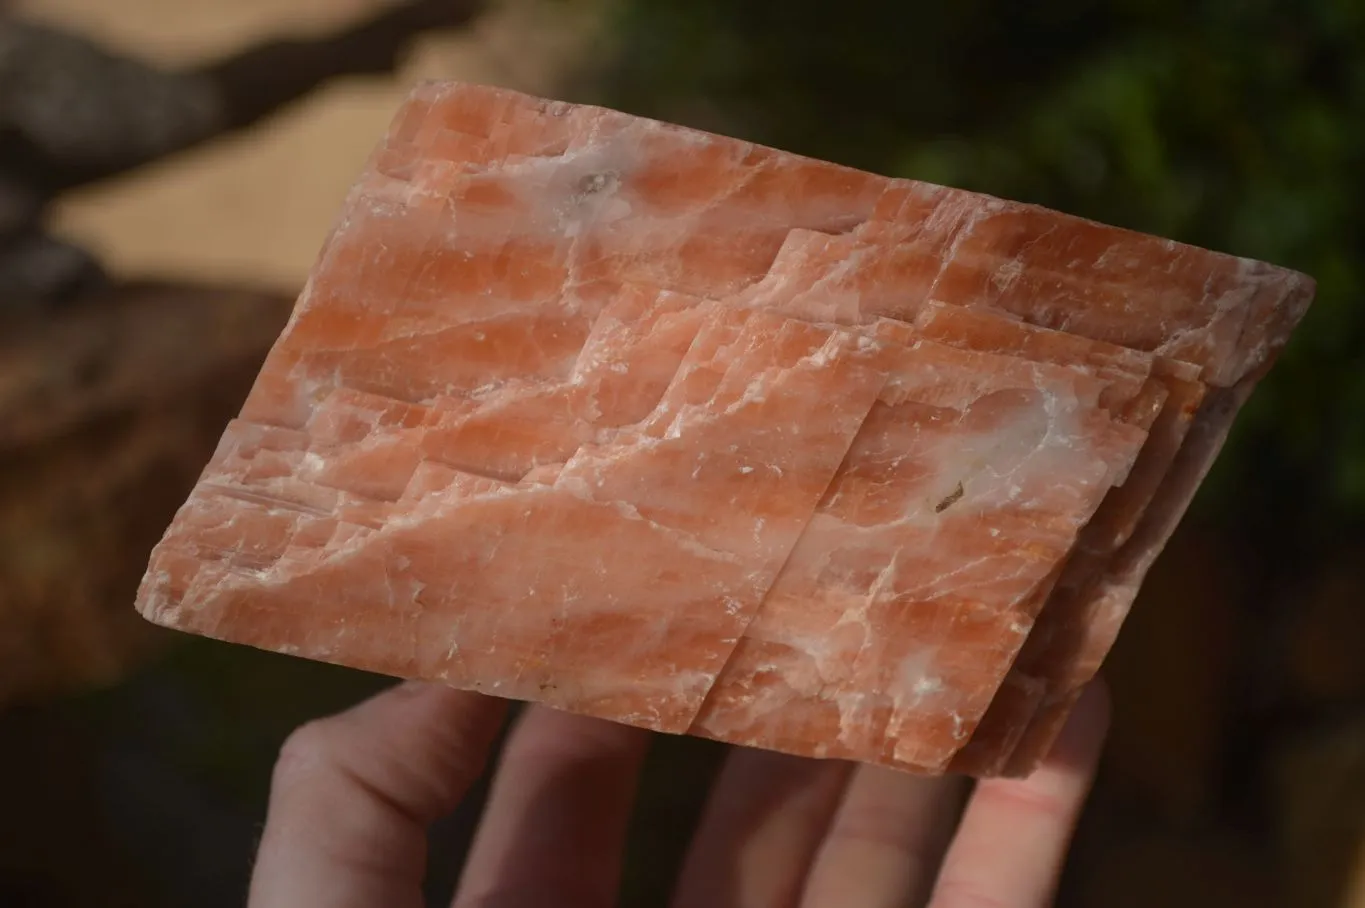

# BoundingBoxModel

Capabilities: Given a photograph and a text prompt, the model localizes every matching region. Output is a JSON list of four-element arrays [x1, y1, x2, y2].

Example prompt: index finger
[[248, 681, 507, 908]]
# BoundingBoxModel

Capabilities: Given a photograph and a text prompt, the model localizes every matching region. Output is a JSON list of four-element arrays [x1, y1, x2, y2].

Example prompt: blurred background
[[1, 0, 1362, 905]]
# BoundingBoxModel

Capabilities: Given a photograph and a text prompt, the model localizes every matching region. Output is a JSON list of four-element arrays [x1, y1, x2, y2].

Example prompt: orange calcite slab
[[135, 82, 1315, 776]]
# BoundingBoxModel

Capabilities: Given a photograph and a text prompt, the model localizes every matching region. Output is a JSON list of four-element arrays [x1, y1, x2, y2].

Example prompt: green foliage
[[586, 0, 1365, 521]]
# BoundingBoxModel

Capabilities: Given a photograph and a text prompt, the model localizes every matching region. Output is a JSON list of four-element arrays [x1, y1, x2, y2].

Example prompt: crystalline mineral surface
[[135, 82, 1315, 776]]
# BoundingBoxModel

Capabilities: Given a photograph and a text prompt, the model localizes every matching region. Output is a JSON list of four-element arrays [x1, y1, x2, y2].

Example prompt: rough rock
[[1, 283, 292, 705], [134, 82, 1314, 774]]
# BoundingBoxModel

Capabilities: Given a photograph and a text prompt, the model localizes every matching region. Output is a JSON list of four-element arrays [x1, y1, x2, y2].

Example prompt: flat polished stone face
[[135, 81, 1315, 777]]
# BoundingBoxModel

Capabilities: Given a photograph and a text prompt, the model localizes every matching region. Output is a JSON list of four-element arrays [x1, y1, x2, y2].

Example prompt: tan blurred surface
[[12, 0, 601, 289]]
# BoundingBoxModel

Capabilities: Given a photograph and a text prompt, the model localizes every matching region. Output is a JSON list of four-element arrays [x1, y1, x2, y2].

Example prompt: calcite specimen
[[134, 82, 1314, 776]]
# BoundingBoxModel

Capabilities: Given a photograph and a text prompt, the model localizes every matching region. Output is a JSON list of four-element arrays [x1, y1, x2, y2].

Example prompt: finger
[[249, 681, 508, 908], [453, 707, 651, 908], [928, 680, 1111, 908], [800, 766, 968, 908], [672, 748, 852, 908]]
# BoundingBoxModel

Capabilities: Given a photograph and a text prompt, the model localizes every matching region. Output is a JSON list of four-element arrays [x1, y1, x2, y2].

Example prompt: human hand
[[247, 679, 1109, 907]]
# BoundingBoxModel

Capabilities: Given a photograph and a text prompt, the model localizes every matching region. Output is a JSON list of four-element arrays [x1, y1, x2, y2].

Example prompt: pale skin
[[248, 679, 1109, 908]]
